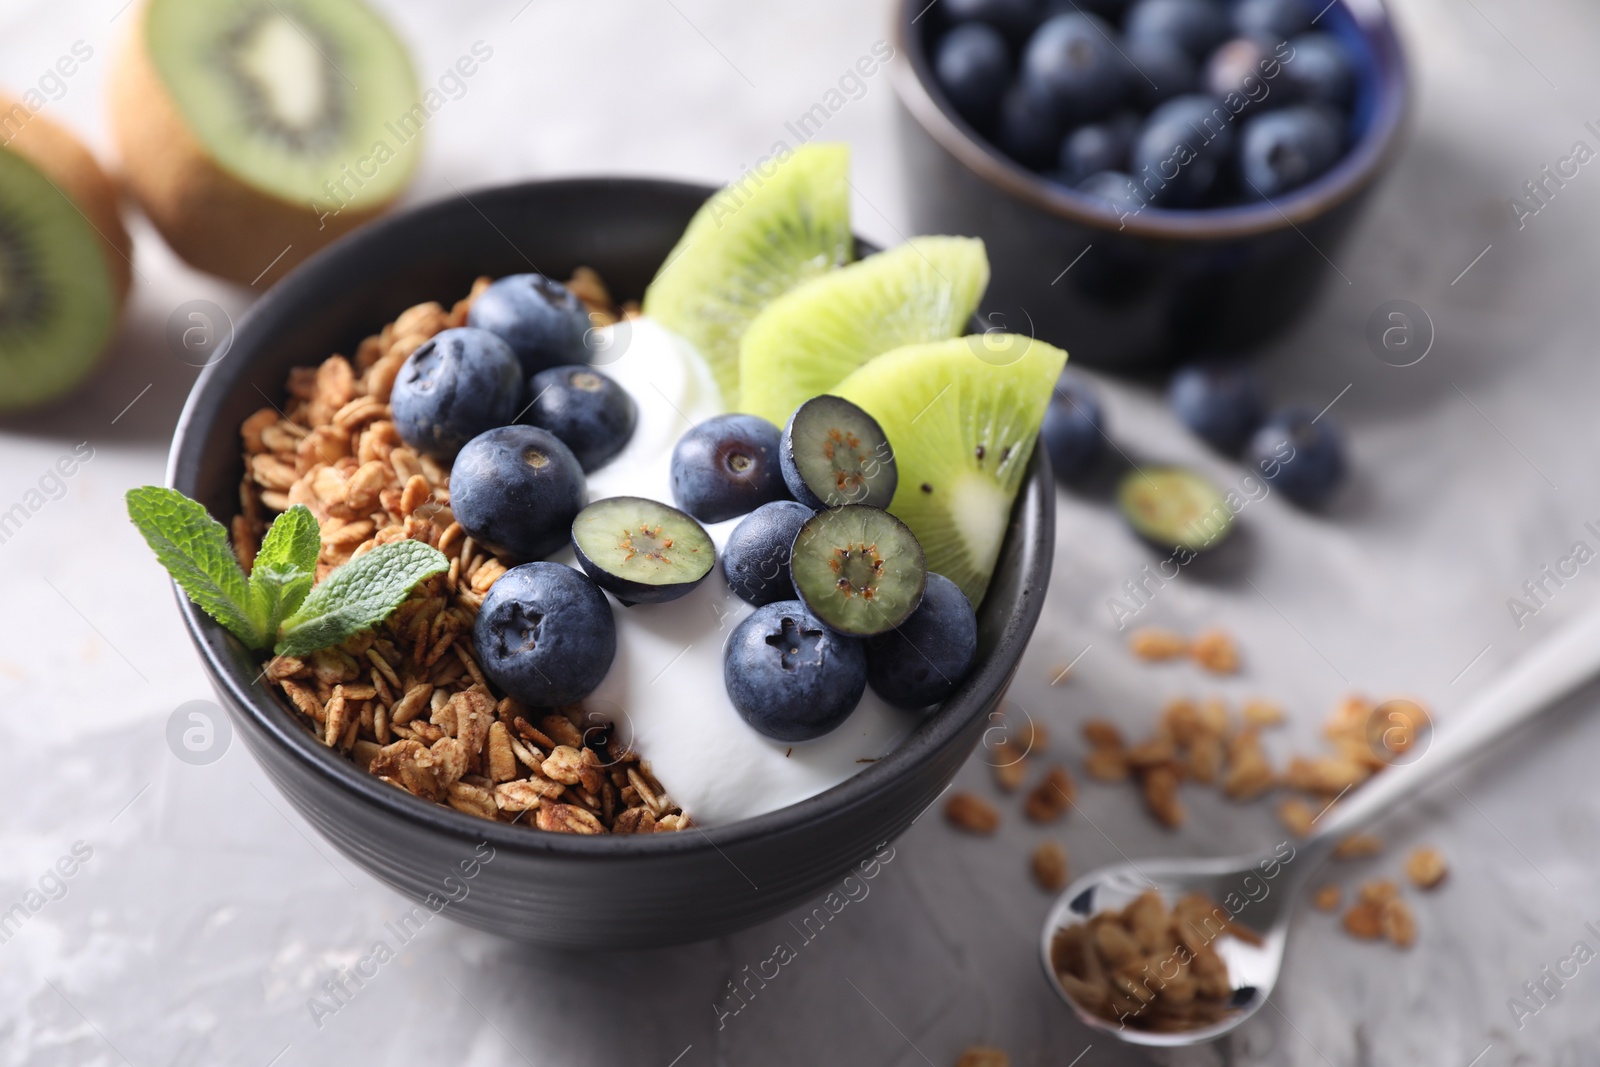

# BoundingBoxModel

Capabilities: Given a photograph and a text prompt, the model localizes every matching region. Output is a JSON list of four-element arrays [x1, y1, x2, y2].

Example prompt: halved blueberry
[[571, 496, 715, 605], [780, 395, 898, 511], [451, 425, 586, 563], [1116, 466, 1234, 551], [522, 364, 637, 472], [670, 414, 789, 523], [723, 601, 867, 742], [790, 505, 927, 636], [473, 561, 615, 707]]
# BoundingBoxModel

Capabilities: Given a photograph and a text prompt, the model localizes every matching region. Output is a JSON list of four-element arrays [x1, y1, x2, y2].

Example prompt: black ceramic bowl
[[167, 178, 1055, 949], [891, 0, 1409, 372]]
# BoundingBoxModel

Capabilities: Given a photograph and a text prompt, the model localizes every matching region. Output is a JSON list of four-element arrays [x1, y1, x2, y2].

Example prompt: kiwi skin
[[0, 95, 131, 306], [107, 1, 405, 287]]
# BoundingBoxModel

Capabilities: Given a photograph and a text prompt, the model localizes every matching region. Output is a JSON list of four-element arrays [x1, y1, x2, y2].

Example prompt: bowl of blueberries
[[891, 0, 1409, 370]]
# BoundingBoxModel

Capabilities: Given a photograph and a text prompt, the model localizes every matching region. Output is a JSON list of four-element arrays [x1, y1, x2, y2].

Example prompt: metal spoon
[[1040, 604, 1600, 1047]]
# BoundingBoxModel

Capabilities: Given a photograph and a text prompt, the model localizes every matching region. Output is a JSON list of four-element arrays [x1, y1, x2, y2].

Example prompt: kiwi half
[[1116, 467, 1234, 552], [790, 505, 927, 636], [738, 236, 990, 426], [571, 496, 716, 605], [780, 395, 898, 510], [641, 143, 852, 405], [834, 335, 1067, 607], [110, 0, 420, 285], [0, 96, 130, 412]]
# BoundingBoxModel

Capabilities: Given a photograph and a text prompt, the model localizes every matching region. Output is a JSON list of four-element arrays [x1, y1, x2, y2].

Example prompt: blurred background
[[4, 0, 1600, 1063]]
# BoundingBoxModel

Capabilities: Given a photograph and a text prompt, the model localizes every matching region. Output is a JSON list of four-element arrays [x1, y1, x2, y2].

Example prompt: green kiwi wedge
[[0, 97, 131, 412], [110, 0, 421, 285], [571, 496, 716, 605], [1116, 467, 1234, 552], [790, 505, 927, 636], [779, 395, 897, 510], [833, 335, 1066, 608], [738, 236, 990, 425], [641, 143, 853, 405]]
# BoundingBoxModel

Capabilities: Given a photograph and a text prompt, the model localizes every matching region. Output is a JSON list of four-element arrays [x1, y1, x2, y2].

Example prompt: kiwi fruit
[[739, 236, 990, 425], [641, 143, 853, 405], [110, 0, 421, 286], [780, 395, 897, 510], [1116, 467, 1234, 552], [833, 335, 1067, 607], [0, 96, 131, 412], [571, 496, 716, 605], [790, 505, 927, 636]]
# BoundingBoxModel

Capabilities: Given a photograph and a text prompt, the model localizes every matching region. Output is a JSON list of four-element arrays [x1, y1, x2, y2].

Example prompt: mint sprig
[[127, 487, 447, 658]]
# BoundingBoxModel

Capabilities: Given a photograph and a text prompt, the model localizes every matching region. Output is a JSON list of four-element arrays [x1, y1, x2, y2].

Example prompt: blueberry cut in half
[[780, 395, 898, 511], [1116, 466, 1233, 552], [473, 561, 616, 707], [522, 364, 637, 472], [571, 496, 715, 605], [723, 600, 868, 743], [450, 425, 586, 563], [790, 505, 927, 636], [865, 572, 979, 709], [722, 500, 814, 607]]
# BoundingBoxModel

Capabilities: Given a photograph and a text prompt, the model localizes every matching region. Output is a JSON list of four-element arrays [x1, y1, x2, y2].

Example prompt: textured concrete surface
[[3, 0, 1600, 1064]]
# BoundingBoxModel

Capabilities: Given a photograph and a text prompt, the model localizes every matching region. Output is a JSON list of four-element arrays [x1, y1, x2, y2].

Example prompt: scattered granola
[[1129, 627, 1189, 661], [955, 1049, 1009, 1067], [1406, 846, 1448, 889], [1278, 797, 1317, 838], [1050, 889, 1254, 1032], [1024, 765, 1078, 823], [1341, 880, 1415, 948], [1190, 628, 1240, 674], [236, 275, 686, 835], [1031, 841, 1069, 892], [1311, 885, 1342, 912], [1333, 833, 1383, 860], [946, 792, 1000, 834]]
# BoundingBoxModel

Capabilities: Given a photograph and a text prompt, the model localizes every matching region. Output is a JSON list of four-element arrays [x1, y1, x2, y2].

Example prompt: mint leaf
[[126, 486, 266, 649], [248, 505, 321, 639], [274, 539, 448, 657]]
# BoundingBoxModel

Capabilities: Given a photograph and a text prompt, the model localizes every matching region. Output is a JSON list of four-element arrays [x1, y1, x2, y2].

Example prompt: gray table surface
[[5, 0, 1600, 1063]]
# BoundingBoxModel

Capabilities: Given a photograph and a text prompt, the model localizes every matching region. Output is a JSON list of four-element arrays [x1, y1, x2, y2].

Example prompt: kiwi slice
[[571, 496, 716, 605], [790, 505, 927, 636], [780, 395, 898, 510], [739, 236, 990, 425], [641, 143, 852, 405], [833, 335, 1067, 607], [1116, 467, 1234, 552], [110, 0, 420, 285], [0, 98, 131, 412]]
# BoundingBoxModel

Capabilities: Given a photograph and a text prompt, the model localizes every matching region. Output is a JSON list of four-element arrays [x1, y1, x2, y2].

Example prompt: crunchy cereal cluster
[[235, 271, 681, 834]]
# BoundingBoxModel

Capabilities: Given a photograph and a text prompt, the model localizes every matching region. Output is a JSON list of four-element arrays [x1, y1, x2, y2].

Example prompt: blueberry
[[473, 561, 616, 706], [1281, 32, 1356, 107], [1075, 170, 1148, 225], [1247, 407, 1345, 506], [521, 365, 637, 472], [1041, 369, 1107, 480], [936, 22, 1012, 127], [1044, 0, 1127, 20], [1124, 0, 1230, 59], [1202, 37, 1277, 107], [451, 426, 586, 563], [1238, 104, 1342, 197], [1232, 0, 1311, 44], [670, 414, 788, 523], [1022, 13, 1128, 124], [1124, 34, 1197, 108], [466, 273, 592, 377], [723, 500, 814, 607], [942, 0, 1038, 40], [996, 79, 1064, 169], [1130, 93, 1233, 206], [389, 327, 521, 461], [1056, 112, 1140, 186], [864, 573, 979, 709], [1167, 360, 1266, 452], [723, 601, 867, 742]]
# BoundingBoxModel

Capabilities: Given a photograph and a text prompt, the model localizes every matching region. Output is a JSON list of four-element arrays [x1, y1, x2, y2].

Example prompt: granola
[[236, 274, 684, 835]]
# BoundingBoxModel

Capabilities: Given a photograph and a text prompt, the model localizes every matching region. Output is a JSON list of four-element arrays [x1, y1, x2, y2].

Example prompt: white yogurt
[[556, 317, 921, 827]]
